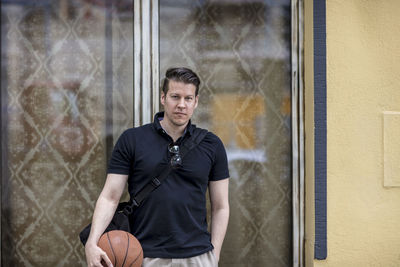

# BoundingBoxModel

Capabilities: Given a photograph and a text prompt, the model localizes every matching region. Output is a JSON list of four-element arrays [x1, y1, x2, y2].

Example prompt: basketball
[[98, 230, 143, 267]]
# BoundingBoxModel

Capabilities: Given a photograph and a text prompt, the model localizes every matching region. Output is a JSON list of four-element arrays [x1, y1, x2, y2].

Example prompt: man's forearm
[[210, 206, 230, 261], [85, 174, 127, 267], [86, 196, 119, 246]]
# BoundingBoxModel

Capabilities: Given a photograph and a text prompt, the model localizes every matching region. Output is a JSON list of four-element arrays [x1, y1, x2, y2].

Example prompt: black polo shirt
[[107, 112, 229, 258]]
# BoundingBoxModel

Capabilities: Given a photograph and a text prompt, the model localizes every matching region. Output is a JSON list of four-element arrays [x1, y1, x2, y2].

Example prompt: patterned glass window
[[160, 1, 292, 266], [1, 1, 133, 265]]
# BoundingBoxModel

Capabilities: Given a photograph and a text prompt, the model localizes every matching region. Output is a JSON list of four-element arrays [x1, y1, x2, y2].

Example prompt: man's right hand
[[85, 242, 113, 267]]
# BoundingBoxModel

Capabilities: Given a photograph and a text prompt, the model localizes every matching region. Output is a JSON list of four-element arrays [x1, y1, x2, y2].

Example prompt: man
[[85, 67, 230, 267]]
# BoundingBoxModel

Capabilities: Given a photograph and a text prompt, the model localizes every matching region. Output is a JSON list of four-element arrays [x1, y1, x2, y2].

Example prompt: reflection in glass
[[1, 1, 133, 265], [160, 1, 292, 266]]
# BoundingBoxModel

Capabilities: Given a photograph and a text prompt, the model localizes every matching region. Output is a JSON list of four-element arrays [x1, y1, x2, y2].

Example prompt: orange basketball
[[98, 230, 143, 267]]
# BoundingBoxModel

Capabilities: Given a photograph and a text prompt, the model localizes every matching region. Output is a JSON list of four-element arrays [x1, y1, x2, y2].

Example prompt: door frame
[[133, 1, 305, 266], [291, 0, 305, 266]]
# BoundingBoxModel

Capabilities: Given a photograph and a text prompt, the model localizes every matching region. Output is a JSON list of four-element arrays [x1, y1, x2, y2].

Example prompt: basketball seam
[[121, 232, 129, 267], [107, 232, 117, 267], [128, 249, 143, 267]]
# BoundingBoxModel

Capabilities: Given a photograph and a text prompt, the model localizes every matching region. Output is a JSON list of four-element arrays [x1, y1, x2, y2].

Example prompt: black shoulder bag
[[79, 128, 208, 245]]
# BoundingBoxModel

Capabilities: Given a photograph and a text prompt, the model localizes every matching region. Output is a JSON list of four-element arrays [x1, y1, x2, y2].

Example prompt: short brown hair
[[161, 67, 200, 96]]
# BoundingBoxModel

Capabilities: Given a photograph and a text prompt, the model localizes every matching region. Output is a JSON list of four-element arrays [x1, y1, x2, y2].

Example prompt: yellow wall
[[307, 0, 400, 266], [304, 0, 315, 266]]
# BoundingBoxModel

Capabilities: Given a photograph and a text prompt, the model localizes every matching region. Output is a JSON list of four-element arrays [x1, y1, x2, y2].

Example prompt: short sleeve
[[209, 136, 230, 181], [107, 129, 135, 175]]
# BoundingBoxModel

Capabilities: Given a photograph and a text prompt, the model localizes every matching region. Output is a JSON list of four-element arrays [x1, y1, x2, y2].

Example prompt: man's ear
[[194, 95, 199, 109], [161, 92, 165, 106]]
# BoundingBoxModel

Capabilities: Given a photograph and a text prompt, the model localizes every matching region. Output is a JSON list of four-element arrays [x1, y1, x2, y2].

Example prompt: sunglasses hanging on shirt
[[168, 144, 182, 168]]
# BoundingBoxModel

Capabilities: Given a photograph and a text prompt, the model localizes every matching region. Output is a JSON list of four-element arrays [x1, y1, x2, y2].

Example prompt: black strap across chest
[[121, 128, 208, 215]]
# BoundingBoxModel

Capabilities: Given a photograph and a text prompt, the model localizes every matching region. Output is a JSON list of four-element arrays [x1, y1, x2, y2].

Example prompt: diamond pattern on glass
[[161, 1, 292, 266], [2, 1, 134, 265]]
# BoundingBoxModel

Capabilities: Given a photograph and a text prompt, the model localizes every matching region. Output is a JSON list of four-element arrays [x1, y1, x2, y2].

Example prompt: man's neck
[[160, 118, 187, 142]]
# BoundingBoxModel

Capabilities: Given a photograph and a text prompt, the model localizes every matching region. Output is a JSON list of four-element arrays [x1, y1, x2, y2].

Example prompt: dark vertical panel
[[314, 0, 327, 260], [0, 3, 9, 264], [105, 0, 114, 161]]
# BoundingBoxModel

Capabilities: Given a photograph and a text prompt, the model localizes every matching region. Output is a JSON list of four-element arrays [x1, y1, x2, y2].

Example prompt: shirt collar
[[153, 111, 195, 137]]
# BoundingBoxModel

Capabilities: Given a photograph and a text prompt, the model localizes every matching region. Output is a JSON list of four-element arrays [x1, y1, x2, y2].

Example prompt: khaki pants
[[142, 251, 218, 267]]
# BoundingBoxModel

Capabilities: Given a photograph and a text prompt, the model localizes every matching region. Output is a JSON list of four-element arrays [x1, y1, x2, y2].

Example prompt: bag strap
[[180, 128, 208, 158], [122, 128, 208, 215]]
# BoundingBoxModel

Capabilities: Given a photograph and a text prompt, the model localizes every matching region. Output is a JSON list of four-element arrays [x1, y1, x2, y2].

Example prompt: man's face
[[161, 80, 198, 127]]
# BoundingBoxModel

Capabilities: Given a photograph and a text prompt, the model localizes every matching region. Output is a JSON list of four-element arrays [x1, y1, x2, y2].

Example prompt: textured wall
[[312, 0, 400, 266]]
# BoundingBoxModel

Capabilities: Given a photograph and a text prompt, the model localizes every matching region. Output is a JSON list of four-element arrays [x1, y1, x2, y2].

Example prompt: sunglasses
[[168, 144, 182, 168]]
